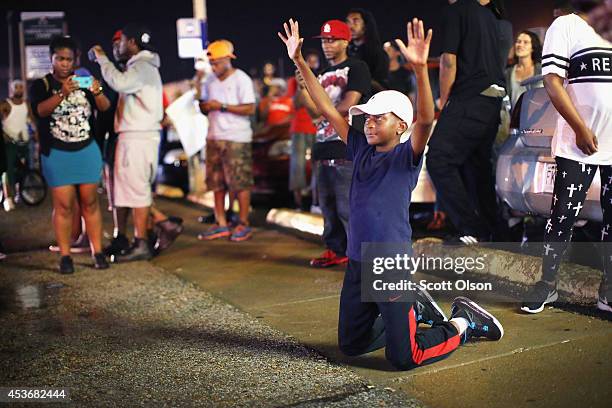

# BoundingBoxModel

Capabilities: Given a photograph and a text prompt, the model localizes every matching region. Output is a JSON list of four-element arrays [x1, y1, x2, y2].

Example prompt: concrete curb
[[264, 208, 602, 304], [412, 238, 600, 304]]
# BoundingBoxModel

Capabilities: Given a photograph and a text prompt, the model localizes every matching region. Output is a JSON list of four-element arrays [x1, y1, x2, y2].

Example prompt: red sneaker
[[309, 249, 348, 268]]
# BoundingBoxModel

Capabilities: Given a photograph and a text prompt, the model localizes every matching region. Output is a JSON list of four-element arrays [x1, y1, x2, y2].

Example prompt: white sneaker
[[3, 197, 15, 212]]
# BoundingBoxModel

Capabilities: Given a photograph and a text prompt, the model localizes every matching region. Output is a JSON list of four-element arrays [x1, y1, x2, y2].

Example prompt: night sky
[[1, 0, 557, 87]]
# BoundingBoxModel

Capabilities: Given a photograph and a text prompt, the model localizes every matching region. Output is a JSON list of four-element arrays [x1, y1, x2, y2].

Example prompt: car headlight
[[268, 140, 292, 158]]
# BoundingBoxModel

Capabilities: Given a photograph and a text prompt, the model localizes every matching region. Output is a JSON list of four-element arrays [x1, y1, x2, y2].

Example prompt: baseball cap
[[207, 40, 237, 60], [349, 90, 414, 125], [314, 20, 351, 41], [122, 23, 155, 51], [112, 30, 122, 43]]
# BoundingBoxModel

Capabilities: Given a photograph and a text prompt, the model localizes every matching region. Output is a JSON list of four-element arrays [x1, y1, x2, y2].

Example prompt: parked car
[[496, 76, 602, 222], [156, 121, 312, 198], [252, 122, 311, 196], [156, 130, 190, 196]]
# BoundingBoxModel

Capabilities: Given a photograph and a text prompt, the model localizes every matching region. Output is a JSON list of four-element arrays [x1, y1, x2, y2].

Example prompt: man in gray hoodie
[[92, 24, 163, 262]]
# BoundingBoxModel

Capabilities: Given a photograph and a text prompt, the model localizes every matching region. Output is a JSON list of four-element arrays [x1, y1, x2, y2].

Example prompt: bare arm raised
[[278, 19, 349, 143], [395, 18, 435, 158]]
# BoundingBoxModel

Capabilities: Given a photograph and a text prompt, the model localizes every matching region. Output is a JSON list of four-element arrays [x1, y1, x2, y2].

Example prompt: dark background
[[1, 0, 557, 92]]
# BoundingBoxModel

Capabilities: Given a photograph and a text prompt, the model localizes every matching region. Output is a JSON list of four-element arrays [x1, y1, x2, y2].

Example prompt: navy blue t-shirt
[[346, 127, 423, 261]]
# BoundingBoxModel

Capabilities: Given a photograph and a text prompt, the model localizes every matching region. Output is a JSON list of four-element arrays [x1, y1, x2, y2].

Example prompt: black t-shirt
[[441, 0, 506, 98], [498, 19, 514, 69], [30, 73, 96, 156], [312, 57, 371, 161], [348, 42, 390, 90], [388, 66, 415, 97]]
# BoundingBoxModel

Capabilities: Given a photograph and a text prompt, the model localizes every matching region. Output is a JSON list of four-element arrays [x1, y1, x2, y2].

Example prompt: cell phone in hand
[[73, 76, 93, 89], [87, 48, 97, 62]]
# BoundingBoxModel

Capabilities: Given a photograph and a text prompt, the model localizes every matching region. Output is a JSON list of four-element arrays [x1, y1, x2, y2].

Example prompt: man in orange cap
[[197, 40, 256, 242]]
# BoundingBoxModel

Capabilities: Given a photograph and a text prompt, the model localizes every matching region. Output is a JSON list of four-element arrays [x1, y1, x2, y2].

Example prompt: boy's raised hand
[[278, 19, 304, 62], [395, 18, 432, 67]]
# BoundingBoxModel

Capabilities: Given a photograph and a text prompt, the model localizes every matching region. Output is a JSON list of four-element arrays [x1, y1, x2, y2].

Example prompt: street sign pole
[[187, 0, 208, 195], [193, 0, 207, 20]]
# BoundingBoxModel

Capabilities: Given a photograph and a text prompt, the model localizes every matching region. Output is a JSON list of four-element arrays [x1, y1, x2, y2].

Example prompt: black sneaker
[[154, 218, 184, 252], [451, 296, 504, 343], [521, 281, 558, 314], [93, 252, 109, 269], [59, 255, 75, 274], [111, 239, 152, 263], [415, 285, 448, 325], [597, 276, 611, 313], [104, 234, 130, 257]]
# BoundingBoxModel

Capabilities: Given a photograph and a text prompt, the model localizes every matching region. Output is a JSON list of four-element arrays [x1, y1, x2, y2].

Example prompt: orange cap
[[207, 40, 236, 60]]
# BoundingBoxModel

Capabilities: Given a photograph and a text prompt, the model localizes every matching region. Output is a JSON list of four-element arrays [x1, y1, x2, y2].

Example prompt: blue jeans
[[316, 161, 352, 256]]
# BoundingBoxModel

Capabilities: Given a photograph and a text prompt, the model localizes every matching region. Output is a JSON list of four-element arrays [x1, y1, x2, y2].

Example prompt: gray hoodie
[[98, 50, 163, 135]]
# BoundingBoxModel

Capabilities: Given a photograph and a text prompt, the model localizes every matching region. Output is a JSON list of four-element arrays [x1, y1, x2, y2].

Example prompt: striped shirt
[[542, 13, 612, 165]]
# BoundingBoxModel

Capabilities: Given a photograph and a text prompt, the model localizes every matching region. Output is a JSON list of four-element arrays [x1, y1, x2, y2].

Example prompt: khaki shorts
[[206, 139, 253, 192], [114, 134, 159, 208]]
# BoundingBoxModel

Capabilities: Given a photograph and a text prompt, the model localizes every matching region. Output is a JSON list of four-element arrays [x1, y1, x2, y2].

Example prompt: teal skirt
[[41, 141, 102, 187]]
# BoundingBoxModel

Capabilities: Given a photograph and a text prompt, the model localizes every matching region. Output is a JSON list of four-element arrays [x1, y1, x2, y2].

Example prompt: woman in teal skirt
[[30, 35, 111, 273]]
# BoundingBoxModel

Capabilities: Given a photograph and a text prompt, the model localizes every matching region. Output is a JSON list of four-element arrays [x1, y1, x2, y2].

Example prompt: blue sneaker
[[197, 224, 231, 241], [451, 296, 504, 343], [230, 224, 252, 242]]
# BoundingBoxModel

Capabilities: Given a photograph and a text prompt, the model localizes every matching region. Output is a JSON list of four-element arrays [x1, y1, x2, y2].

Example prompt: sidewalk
[[161, 199, 612, 408]]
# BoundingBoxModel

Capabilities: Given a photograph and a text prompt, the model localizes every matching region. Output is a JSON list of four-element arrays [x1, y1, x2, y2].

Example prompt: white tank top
[[2, 99, 29, 143]]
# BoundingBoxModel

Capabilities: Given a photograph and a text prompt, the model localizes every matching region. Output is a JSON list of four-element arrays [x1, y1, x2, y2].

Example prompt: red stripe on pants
[[408, 305, 460, 365]]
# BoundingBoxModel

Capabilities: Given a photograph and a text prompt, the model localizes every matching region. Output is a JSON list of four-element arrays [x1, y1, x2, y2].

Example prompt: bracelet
[[93, 86, 104, 97], [57, 90, 65, 99]]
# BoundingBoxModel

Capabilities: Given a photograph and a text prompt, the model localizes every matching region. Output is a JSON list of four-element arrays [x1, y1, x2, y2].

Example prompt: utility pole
[[188, 0, 207, 196], [193, 0, 207, 20]]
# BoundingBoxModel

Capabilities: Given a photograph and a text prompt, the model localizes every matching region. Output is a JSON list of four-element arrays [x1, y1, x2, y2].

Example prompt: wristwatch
[[220, 103, 227, 112]]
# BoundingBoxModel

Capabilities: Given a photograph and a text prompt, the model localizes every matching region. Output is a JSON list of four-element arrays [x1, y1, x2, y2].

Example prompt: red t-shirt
[[263, 95, 293, 126], [286, 77, 316, 134]]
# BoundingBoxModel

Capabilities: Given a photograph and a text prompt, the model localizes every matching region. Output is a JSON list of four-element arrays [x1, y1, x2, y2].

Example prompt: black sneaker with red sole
[[309, 249, 348, 268]]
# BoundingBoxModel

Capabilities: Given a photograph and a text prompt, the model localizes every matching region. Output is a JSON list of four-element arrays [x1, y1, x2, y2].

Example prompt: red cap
[[112, 30, 123, 43], [314, 20, 351, 41]]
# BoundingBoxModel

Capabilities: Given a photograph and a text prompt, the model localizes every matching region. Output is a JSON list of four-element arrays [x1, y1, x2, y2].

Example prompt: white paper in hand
[[165, 89, 208, 157]]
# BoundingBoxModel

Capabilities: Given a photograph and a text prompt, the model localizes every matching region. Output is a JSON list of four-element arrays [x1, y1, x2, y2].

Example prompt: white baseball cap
[[349, 90, 413, 125]]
